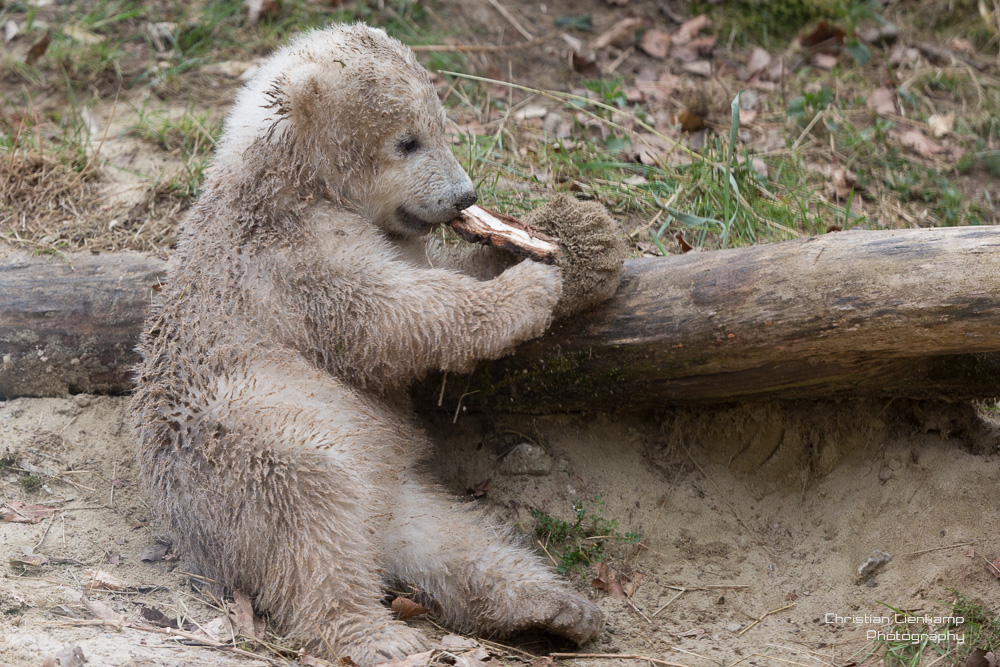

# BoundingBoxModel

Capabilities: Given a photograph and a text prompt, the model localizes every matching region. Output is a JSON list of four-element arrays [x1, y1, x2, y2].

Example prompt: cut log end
[[446, 205, 560, 264]]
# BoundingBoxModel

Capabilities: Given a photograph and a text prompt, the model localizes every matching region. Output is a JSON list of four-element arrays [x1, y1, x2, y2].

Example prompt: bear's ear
[[261, 63, 327, 138]]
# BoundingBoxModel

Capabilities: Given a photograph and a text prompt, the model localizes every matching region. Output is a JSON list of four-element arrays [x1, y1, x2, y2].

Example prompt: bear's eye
[[398, 136, 420, 155]]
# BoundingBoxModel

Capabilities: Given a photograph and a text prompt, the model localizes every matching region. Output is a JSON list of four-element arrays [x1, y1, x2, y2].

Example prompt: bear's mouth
[[396, 207, 437, 232]]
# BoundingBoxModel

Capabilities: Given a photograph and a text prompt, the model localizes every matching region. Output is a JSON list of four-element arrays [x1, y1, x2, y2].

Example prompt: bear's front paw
[[524, 194, 626, 319]]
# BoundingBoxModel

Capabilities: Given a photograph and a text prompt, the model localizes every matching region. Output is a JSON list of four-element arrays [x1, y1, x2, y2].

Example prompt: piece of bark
[[447, 205, 560, 264], [3, 225, 1000, 407]]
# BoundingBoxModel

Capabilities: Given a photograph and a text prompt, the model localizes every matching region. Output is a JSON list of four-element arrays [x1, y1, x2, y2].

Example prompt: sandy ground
[[2, 396, 999, 666]]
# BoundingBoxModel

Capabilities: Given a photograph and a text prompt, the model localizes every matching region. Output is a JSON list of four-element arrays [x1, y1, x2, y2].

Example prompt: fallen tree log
[[2, 225, 999, 408], [0, 251, 168, 399]]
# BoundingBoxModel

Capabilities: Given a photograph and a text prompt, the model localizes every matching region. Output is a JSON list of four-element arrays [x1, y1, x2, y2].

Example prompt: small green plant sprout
[[18, 474, 42, 493], [530, 496, 641, 574]]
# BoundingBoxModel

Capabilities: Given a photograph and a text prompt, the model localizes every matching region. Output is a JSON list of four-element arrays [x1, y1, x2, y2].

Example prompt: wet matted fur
[[130, 23, 623, 665]]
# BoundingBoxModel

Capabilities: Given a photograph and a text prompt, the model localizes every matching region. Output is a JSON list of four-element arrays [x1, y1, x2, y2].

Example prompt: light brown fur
[[130, 24, 622, 665]]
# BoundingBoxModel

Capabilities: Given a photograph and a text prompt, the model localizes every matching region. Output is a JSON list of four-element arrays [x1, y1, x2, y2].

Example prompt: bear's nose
[[453, 190, 478, 212]]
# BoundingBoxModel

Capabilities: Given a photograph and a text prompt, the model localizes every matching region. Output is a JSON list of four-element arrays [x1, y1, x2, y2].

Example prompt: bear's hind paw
[[336, 622, 430, 667], [538, 594, 604, 644]]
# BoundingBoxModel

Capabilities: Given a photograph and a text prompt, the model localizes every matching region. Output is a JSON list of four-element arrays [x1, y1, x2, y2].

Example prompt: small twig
[[109, 460, 117, 507], [738, 602, 797, 636], [536, 539, 560, 569], [900, 542, 974, 558], [452, 389, 479, 424], [2, 502, 32, 521], [484, 0, 534, 40], [551, 653, 693, 667], [652, 588, 685, 618], [664, 584, 749, 590], [314, 622, 339, 662], [175, 570, 225, 586], [625, 597, 652, 624], [33, 511, 58, 551], [436, 372, 447, 407], [412, 31, 556, 52]]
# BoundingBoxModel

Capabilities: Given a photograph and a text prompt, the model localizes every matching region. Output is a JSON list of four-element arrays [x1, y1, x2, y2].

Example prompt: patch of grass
[[448, 73, 835, 250], [17, 474, 42, 493], [129, 104, 223, 198], [859, 594, 1000, 667], [948, 591, 1000, 665], [531, 496, 640, 574]]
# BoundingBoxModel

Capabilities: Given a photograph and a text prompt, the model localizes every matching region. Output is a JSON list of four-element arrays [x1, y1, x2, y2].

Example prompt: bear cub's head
[[218, 23, 476, 237]]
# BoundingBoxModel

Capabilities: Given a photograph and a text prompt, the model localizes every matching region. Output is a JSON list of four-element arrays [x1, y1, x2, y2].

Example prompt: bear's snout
[[452, 189, 477, 213]]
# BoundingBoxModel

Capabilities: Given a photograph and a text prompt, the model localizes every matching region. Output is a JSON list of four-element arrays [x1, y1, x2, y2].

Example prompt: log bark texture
[[0, 252, 167, 399], [2, 225, 999, 408], [420, 225, 1000, 412]]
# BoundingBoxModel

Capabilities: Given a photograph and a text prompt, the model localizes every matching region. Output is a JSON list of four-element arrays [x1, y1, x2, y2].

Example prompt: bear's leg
[[155, 370, 431, 666], [380, 475, 603, 643]]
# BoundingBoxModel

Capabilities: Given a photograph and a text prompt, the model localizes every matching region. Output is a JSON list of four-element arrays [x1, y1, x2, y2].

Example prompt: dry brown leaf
[[391, 596, 430, 621], [61, 25, 103, 44], [895, 127, 946, 158], [676, 232, 694, 253], [297, 656, 329, 667], [1, 502, 56, 524], [640, 29, 671, 59], [141, 606, 180, 628], [674, 14, 711, 45], [831, 167, 859, 199], [373, 650, 435, 667], [967, 649, 1000, 667], [950, 38, 975, 54], [43, 644, 86, 667], [24, 30, 51, 65], [440, 635, 490, 666], [244, 0, 280, 24], [591, 561, 625, 598], [591, 17, 646, 50], [671, 109, 706, 132], [139, 540, 170, 562], [811, 53, 839, 70], [679, 627, 706, 638], [622, 571, 643, 598], [232, 590, 264, 639], [989, 557, 1000, 579], [9, 553, 49, 568], [682, 60, 712, 77], [84, 569, 126, 591], [570, 51, 600, 77], [928, 112, 955, 138], [440, 635, 480, 651], [746, 47, 772, 77], [81, 595, 125, 623], [867, 88, 896, 115], [466, 478, 492, 499], [4, 20, 19, 44], [800, 20, 846, 49]]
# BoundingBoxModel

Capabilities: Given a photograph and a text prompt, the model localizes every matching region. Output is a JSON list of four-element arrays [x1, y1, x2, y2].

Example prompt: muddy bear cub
[[130, 23, 624, 666]]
